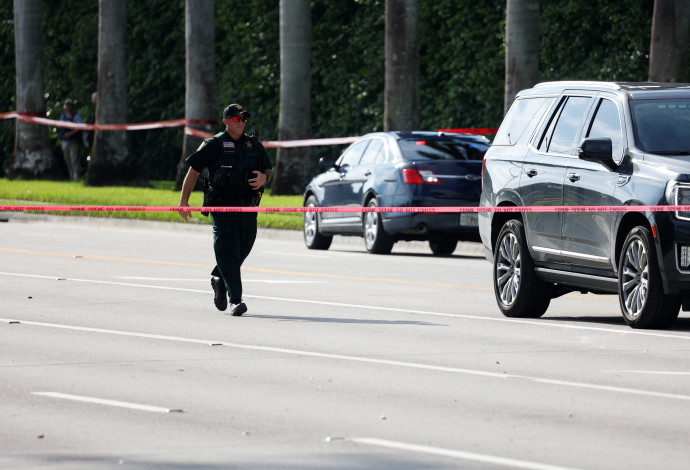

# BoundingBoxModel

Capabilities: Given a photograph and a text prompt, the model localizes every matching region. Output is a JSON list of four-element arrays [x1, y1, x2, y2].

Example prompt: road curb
[[1, 211, 484, 257]]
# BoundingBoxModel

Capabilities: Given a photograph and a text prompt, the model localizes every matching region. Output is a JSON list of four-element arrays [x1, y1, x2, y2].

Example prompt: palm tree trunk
[[272, 0, 312, 195], [175, 0, 216, 191], [504, 0, 540, 114], [10, 0, 58, 179], [384, 0, 419, 132], [86, 0, 142, 186], [649, 0, 689, 82]]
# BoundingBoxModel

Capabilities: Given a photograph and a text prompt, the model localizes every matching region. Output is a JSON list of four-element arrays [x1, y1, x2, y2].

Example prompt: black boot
[[211, 277, 228, 311]]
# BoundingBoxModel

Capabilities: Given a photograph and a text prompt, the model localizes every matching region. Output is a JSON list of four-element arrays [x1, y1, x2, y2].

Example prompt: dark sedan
[[303, 131, 490, 255]]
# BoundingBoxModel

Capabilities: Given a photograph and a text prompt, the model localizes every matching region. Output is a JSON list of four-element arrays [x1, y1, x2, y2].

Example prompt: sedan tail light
[[403, 168, 441, 184]]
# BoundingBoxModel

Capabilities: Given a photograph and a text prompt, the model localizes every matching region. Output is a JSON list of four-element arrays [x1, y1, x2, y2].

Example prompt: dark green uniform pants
[[210, 213, 257, 302]]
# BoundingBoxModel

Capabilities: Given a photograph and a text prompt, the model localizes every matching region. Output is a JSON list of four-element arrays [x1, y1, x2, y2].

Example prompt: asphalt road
[[2, 214, 690, 470]]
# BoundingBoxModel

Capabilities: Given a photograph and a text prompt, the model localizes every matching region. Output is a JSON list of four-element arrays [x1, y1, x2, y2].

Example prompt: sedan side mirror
[[319, 156, 338, 171], [578, 137, 617, 171]]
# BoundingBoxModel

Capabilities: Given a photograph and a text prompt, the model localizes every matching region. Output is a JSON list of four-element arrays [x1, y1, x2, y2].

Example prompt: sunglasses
[[228, 116, 248, 123]]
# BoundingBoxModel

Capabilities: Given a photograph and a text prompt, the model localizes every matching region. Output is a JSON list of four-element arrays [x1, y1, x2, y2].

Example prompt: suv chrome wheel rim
[[303, 204, 317, 245], [621, 239, 649, 318], [496, 233, 520, 306], [364, 206, 378, 249]]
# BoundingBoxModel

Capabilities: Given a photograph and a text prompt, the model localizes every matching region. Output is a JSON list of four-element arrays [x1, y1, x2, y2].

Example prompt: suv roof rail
[[534, 81, 621, 90]]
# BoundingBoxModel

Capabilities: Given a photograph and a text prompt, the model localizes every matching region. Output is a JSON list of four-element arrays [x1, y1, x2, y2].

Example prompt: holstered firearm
[[248, 187, 263, 207], [201, 176, 215, 216]]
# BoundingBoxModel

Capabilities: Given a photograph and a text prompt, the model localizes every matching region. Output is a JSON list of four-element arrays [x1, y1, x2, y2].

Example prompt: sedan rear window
[[399, 139, 489, 161]]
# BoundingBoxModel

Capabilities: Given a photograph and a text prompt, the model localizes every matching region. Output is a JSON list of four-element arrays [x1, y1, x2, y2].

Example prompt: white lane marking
[[6, 318, 690, 402], [243, 280, 320, 284], [32, 392, 181, 413], [1, 271, 690, 341], [115, 277, 317, 284], [3, 319, 218, 346], [0, 272, 208, 293], [605, 370, 690, 376], [346, 438, 581, 470]]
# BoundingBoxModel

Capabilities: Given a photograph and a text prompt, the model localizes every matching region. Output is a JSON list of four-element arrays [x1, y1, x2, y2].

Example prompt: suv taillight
[[403, 168, 441, 184]]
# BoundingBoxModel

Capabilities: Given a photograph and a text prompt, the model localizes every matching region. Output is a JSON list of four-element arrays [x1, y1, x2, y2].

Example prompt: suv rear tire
[[618, 226, 680, 329], [493, 219, 551, 318]]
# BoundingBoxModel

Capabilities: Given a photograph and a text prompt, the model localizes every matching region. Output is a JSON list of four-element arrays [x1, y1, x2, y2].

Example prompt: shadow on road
[[248, 314, 446, 326], [326, 249, 483, 260]]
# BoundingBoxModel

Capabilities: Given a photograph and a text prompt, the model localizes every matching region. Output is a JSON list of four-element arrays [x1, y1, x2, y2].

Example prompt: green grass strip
[[0, 179, 303, 230]]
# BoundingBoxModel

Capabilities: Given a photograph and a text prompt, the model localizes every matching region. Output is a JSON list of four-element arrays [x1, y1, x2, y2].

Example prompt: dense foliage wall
[[0, 0, 659, 181]]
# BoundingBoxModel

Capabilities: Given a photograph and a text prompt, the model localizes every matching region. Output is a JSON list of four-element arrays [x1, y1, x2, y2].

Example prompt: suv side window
[[545, 96, 593, 155], [586, 98, 623, 162], [493, 97, 551, 146]]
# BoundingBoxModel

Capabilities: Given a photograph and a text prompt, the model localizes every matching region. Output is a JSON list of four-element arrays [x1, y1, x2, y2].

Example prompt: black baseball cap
[[223, 104, 251, 119]]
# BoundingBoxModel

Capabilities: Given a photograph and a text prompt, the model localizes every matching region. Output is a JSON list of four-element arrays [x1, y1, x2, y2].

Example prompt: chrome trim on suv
[[533, 246, 610, 262]]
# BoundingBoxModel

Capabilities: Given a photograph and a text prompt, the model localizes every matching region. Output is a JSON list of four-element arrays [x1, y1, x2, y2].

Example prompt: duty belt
[[219, 196, 254, 207], [218, 194, 262, 207]]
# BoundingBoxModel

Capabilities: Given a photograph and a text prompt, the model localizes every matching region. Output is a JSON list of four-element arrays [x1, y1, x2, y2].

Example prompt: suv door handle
[[526, 168, 538, 177], [567, 172, 580, 182], [364, 171, 372, 177]]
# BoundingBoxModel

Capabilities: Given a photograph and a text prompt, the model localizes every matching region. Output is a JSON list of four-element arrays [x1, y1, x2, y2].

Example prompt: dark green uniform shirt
[[186, 130, 272, 226]]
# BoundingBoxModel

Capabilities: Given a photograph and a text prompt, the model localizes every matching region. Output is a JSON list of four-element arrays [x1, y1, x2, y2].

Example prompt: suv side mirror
[[319, 156, 338, 171], [578, 137, 617, 171]]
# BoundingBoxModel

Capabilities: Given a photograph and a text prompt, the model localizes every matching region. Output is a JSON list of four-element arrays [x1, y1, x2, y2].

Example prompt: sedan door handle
[[567, 172, 580, 182], [364, 171, 372, 177], [526, 168, 538, 177]]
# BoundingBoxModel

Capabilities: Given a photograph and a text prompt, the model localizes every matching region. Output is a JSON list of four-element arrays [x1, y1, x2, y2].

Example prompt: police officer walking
[[178, 104, 272, 316]]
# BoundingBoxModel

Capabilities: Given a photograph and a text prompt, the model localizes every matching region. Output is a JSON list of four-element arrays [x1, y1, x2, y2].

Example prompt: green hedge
[[0, 0, 656, 181]]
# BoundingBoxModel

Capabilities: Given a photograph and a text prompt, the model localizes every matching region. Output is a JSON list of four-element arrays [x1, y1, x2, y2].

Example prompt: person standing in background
[[58, 98, 84, 180], [83, 92, 97, 149]]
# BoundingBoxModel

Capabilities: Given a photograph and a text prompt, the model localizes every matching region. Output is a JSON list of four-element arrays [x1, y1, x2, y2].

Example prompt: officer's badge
[[223, 141, 235, 148], [247, 141, 253, 149]]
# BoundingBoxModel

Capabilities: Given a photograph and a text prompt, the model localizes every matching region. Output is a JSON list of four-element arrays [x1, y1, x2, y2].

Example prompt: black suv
[[479, 81, 690, 329]]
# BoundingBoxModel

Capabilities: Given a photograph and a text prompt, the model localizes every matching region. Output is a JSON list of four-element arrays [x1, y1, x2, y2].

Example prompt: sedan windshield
[[399, 139, 489, 161], [631, 99, 690, 154]]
